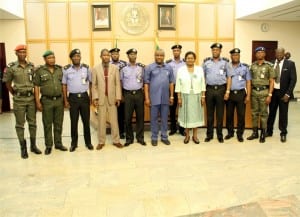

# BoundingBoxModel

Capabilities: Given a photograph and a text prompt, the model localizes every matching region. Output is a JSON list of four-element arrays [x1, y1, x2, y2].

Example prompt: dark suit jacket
[[274, 59, 297, 98]]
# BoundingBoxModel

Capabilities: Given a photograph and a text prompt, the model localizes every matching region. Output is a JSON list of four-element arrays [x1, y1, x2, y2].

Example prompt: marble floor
[[1, 102, 300, 217]]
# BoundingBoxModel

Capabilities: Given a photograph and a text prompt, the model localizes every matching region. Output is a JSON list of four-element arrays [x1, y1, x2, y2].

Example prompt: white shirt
[[175, 65, 206, 94]]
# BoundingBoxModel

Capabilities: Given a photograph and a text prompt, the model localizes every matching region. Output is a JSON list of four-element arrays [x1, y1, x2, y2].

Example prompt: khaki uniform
[[250, 61, 275, 129], [34, 65, 64, 148], [3, 61, 36, 142]]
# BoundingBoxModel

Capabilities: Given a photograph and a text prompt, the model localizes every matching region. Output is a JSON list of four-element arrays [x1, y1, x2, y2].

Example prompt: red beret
[[14, 44, 27, 51]]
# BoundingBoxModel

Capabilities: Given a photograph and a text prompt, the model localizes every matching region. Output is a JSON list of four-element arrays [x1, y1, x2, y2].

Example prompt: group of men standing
[[3, 42, 297, 159]]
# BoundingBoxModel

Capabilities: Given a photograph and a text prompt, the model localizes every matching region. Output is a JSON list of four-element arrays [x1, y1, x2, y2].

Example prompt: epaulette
[[119, 64, 126, 71], [165, 59, 172, 64], [120, 60, 127, 65], [203, 57, 212, 63], [34, 65, 43, 71], [55, 64, 62, 68], [82, 63, 89, 68], [63, 64, 71, 70], [137, 63, 145, 68], [28, 62, 34, 67], [264, 61, 274, 66], [222, 57, 229, 62], [241, 63, 249, 68], [6, 62, 15, 68]]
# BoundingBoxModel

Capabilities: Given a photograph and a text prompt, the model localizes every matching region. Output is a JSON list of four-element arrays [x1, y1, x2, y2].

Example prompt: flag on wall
[[155, 31, 160, 50]]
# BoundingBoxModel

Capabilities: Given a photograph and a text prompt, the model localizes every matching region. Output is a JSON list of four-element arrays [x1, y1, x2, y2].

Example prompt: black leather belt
[[206, 84, 226, 90], [42, 95, 62, 100], [252, 85, 269, 91], [15, 91, 33, 97], [69, 92, 88, 98], [123, 88, 142, 95], [231, 89, 245, 94]]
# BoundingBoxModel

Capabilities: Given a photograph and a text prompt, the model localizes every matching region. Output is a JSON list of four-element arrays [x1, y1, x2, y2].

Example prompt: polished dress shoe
[[204, 137, 212, 142], [137, 140, 147, 146], [113, 143, 123, 148], [86, 144, 94, 150], [55, 145, 67, 151], [151, 140, 158, 146], [45, 147, 52, 155], [237, 136, 244, 142], [224, 134, 233, 140], [124, 141, 133, 147], [218, 137, 224, 143], [280, 135, 286, 143], [96, 144, 104, 150], [69, 146, 77, 152], [192, 136, 200, 144], [265, 131, 272, 137], [120, 133, 125, 139], [169, 130, 177, 136], [161, 139, 171, 145], [184, 136, 190, 144]]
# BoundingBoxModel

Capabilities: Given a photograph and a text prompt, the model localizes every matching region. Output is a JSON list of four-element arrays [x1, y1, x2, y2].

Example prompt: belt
[[206, 84, 226, 90], [252, 85, 269, 91], [230, 89, 245, 94], [69, 92, 88, 98], [15, 91, 33, 97], [123, 88, 142, 95], [42, 95, 62, 100]]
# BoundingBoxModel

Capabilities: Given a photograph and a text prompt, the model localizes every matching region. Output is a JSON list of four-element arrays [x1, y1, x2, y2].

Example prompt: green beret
[[43, 50, 54, 58]]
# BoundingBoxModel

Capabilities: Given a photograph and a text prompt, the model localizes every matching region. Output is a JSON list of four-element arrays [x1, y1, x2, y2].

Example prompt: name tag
[[219, 69, 224, 75], [238, 75, 243, 81], [260, 74, 265, 79]]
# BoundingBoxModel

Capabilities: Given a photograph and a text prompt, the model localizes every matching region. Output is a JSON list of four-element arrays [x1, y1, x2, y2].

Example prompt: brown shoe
[[96, 144, 105, 150], [113, 143, 123, 148]]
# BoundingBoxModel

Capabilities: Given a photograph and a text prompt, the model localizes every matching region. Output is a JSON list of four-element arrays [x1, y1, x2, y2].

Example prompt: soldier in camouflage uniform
[[3, 44, 42, 159], [247, 47, 275, 143], [34, 50, 67, 155]]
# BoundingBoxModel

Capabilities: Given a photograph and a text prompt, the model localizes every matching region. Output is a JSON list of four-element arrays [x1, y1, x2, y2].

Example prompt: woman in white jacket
[[175, 51, 206, 144]]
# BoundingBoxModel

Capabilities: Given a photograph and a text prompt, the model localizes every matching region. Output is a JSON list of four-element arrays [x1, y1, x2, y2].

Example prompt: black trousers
[[123, 89, 144, 142], [117, 101, 125, 135], [226, 90, 246, 137], [267, 89, 289, 135], [169, 87, 184, 133], [206, 85, 226, 139], [68, 92, 91, 146]]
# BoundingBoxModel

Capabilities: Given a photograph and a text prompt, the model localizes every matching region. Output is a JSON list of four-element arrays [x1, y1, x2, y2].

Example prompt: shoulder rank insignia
[[222, 57, 229, 62], [165, 59, 172, 64], [264, 61, 274, 66], [82, 63, 89, 69], [7, 62, 15, 68], [120, 60, 127, 65], [203, 57, 212, 63], [63, 64, 71, 70], [55, 64, 62, 68], [137, 63, 145, 68], [241, 63, 249, 68]]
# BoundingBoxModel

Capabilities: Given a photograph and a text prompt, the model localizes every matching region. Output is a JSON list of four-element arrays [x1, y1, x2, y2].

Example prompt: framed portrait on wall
[[92, 5, 111, 31], [158, 5, 176, 30]]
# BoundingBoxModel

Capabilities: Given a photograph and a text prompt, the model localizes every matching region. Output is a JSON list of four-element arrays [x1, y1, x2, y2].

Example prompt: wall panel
[[178, 3, 195, 38], [27, 43, 47, 66], [70, 2, 90, 39], [48, 2, 68, 39], [217, 4, 234, 38], [49, 42, 69, 66], [26, 2, 46, 39], [198, 4, 215, 39]]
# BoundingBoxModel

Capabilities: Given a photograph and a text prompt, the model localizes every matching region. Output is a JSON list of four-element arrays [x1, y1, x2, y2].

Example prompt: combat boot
[[247, 128, 259, 140], [20, 140, 28, 159], [259, 129, 266, 143], [30, 138, 42, 154]]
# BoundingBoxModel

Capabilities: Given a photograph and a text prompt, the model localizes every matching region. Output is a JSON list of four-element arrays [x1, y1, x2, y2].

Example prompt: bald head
[[155, 49, 165, 65], [275, 47, 285, 62]]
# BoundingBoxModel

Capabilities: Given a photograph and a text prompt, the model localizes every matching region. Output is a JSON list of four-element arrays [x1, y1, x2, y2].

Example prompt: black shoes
[[247, 129, 259, 140], [204, 137, 212, 142], [281, 135, 286, 143], [120, 133, 125, 139], [86, 144, 94, 150], [151, 140, 158, 146], [45, 147, 52, 155], [55, 144, 67, 151], [69, 146, 77, 152], [161, 139, 171, 145], [265, 131, 273, 137], [237, 136, 244, 142], [224, 134, 234, 140], [169, 130, 177, 136], [124, 141, 133, 147], [218, 137, 224, 143], [137, 140, 147, 146]]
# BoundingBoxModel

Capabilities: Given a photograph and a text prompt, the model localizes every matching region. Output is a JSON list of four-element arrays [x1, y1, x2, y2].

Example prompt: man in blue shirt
[[144, 49, 174, 146], [120, 48, 146, 147], [224, 48, 251, 142], [166, 44, 186, 136], [62, 49, 93, 152], [203, 43, 230, 143]]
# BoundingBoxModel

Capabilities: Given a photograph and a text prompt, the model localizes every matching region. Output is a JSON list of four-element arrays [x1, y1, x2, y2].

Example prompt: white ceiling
[[237, 0, 300, 21], [0, 8, 23, 20]]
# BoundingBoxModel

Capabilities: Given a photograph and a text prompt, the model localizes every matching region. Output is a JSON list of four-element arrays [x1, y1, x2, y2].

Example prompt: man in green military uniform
[[34, 50, 67, 155], [3, 44, 42, 159], [247, 47, 275, 143]]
